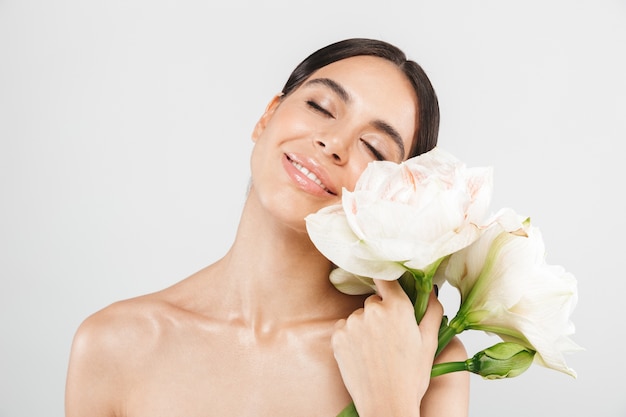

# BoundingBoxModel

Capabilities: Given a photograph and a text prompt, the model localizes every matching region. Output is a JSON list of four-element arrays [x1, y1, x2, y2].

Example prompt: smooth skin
[[65, 56, 469, 417]]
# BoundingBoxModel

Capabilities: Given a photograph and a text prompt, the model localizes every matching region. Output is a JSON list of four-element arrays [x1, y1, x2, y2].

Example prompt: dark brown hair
[[281, 38, 439, 158]]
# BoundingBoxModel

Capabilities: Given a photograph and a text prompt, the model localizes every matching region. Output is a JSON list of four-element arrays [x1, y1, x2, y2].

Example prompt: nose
[[315, 136, 349, 164]]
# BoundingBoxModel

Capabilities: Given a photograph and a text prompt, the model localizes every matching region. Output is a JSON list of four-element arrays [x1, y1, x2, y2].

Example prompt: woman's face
[[250, 55, 418, 229]]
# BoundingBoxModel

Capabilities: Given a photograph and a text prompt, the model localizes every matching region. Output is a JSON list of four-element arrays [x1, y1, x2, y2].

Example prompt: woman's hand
[[331, 279, 443, 417]]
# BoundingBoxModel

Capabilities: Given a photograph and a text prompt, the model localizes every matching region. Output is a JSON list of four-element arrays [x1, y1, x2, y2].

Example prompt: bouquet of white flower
[[305, 147, 581, 417]]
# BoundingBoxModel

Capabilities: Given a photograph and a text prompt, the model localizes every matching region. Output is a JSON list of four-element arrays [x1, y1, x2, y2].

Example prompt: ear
[[251, 94, 282, 143]]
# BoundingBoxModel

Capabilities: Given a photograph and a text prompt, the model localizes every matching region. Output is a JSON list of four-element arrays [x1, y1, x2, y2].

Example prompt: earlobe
[[251, 94, 283, 143]]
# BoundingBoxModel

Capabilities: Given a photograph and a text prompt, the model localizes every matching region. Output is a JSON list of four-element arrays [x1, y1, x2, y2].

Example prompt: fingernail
[[434, 284, 439, 297]]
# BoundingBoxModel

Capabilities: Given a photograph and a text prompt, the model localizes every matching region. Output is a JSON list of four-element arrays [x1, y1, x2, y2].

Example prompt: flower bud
[[466, 342, 535, 379]]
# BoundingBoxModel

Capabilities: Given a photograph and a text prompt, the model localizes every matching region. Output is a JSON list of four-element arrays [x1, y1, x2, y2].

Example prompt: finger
[[334, 318, 347, 330], [372, 278, 405, 300], [363, 293, 382, 307]]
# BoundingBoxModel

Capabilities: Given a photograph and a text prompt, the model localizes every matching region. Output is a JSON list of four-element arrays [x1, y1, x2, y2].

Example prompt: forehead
[[303, 56, 419, 158]]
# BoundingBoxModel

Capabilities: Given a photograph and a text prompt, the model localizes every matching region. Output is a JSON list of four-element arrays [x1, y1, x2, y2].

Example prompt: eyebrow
[[304, 78, 351, 102], [304, 77, 407, 160]]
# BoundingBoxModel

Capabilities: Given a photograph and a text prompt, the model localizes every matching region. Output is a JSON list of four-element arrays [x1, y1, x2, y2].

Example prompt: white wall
[[1, 1, 624, 416]]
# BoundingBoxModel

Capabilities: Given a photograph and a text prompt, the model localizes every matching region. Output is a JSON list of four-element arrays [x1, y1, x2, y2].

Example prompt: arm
[[65, 311, 127, 417], [331, 279, 469, 417]]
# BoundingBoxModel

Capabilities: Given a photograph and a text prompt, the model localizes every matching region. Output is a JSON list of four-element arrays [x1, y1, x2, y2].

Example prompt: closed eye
[[306, 100, 334, 118], [361, 139, 385, 161]]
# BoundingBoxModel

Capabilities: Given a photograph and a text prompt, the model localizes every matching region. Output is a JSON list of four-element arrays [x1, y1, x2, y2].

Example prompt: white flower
[[306, 147, 499, 283], [434, 217, 582, 377], [329, 268, 378, 295]]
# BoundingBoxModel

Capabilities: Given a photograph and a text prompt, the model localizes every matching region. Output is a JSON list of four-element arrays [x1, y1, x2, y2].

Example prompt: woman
[[65, 38, 470, 417]]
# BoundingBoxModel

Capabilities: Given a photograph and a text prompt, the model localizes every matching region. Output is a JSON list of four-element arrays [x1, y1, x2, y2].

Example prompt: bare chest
[[123, 323, 351, 417]]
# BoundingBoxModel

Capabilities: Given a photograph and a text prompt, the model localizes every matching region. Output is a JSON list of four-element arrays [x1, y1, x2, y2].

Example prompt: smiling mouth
[[287, 156, 336, 195]]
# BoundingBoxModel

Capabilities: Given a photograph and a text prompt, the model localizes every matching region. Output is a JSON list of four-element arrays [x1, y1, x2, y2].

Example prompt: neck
[[207, 187, 356, 331]]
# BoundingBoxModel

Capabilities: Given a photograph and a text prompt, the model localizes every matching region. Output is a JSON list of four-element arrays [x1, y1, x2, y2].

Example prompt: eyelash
[[306, 100, 385, 161], [361, 139, 385, 161], [306, 100, 333, 118]]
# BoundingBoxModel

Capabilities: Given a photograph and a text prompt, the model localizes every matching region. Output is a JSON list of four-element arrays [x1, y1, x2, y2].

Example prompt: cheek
[[270, 105, 317, 139], [342, 161, 372, 193]]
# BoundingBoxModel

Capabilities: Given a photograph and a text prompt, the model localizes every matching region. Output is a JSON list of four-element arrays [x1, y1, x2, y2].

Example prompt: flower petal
[[329, 268, 377, 295], [305, 205, 407, 280]]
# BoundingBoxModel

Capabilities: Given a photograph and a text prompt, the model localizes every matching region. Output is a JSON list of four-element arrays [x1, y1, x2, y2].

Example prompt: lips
[[284, 153, 338, 196]]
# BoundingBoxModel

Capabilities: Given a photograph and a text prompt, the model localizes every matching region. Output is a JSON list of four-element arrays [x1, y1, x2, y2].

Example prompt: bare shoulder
[[70, 293, 172, 359], [434, 335, 468, 364], [69, 270, 211, 359], [65, 291, 187, 417], [421, 336, 470, 417]]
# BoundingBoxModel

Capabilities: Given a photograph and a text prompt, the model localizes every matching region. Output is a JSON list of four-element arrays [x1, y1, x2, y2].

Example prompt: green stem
[[336, 401, 358, 417], [413, 288, 430, 323], [409, 257, 447, 323], [408, 267, 434, 324], [436, 322, 459, 357], [435, 312, 468, 357], [431, 361, 468, 377], [466, 323, 526, 341]]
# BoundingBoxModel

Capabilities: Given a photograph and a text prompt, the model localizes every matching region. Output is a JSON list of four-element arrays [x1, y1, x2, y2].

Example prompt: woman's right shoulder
[[66, 294, 179, 416], [70, 294, 178, 367]]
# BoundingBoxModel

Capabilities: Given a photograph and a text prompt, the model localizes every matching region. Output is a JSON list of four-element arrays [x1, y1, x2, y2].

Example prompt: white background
[[1, 1, 625, 416]]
